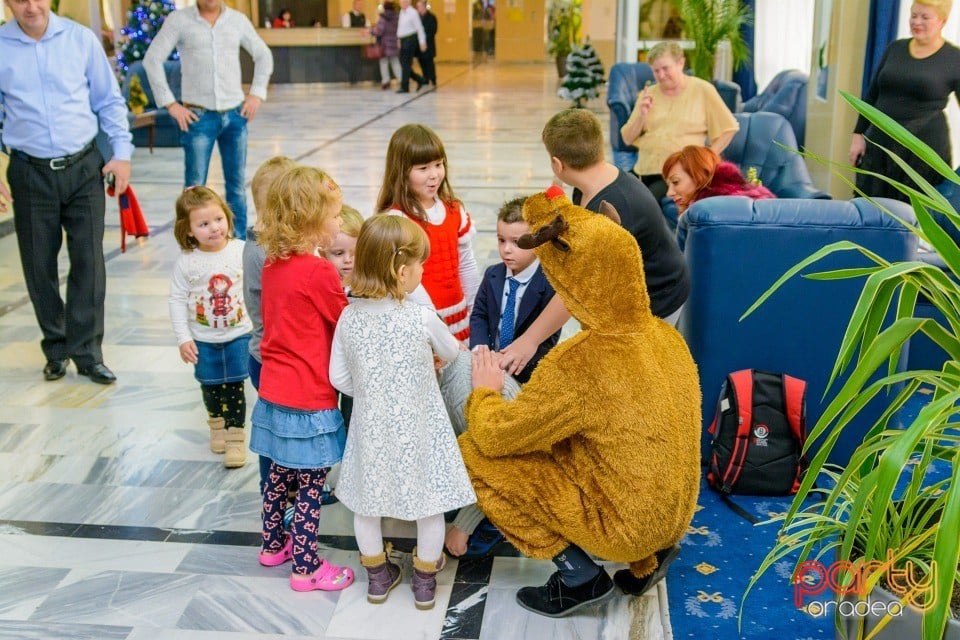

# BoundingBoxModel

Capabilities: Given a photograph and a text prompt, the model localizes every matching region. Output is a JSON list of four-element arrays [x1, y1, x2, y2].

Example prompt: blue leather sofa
[[741, 69, 809, 147], [123, 60, 182, 149], [677, 196, 918, 465], [606, 61, 742, 173]]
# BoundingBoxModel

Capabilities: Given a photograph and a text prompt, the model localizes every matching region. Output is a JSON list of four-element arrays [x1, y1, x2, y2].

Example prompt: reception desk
[[240, 27, 381, 84]]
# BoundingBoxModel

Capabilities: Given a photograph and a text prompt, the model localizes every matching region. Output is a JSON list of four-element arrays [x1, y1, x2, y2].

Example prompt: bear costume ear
[[599, 200, 621, 225], [517, 214, 570, 251]]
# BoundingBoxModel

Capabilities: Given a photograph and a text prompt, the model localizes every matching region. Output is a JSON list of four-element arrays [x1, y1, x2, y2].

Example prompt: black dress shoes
[[77, 363, 117, 385], [43, 360, 68, 381]]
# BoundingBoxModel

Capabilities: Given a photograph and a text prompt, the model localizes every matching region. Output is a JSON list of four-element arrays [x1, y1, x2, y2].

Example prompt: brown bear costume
[[459, 185, 701, 613]]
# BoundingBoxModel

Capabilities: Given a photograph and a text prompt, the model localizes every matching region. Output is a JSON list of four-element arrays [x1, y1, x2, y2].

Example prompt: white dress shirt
[[498, 259, 540, 339], [143, 4, 273, 111], [396, 6, 426, 45]]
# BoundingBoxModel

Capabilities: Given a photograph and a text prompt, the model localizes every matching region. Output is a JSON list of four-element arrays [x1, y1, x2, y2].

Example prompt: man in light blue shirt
[[0, 0, 133, 385]]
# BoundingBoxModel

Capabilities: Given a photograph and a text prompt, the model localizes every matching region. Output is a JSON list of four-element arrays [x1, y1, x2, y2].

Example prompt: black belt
[[182, 102, 238, 113], [10, 141, 96, 171], [399, 33, 418, 40]]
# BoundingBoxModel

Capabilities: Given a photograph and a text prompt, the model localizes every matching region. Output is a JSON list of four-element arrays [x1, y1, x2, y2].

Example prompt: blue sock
[[551, 544, 601, 587]]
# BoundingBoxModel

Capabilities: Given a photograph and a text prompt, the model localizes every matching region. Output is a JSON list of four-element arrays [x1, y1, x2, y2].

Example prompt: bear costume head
[[519, 185, 651, 333]]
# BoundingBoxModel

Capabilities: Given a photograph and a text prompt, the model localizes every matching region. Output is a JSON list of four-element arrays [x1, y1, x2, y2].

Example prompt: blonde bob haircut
[[174, 186, 234, 251], [648, 41, 685, 66], [915, 0, 952, 20], [350, 216, 430, 301], [258, 166, 342, 260], [339, 205, 365, 238]]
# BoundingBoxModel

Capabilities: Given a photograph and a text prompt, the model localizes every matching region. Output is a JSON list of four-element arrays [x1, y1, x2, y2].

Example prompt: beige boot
[[223, 427, 246, 468], [412, 547, 447, 610], [208, 417, 226, 454]]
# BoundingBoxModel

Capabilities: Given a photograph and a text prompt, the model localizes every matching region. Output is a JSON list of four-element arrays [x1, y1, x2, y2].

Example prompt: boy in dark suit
[[470, 196, 561, 384], [445, 197, 562, 558]]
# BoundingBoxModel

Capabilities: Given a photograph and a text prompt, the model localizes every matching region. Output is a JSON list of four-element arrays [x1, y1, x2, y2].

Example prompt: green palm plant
[[741, 91, 960, 639], [670, 0, 751, 80], [547, 0, 582, 59]]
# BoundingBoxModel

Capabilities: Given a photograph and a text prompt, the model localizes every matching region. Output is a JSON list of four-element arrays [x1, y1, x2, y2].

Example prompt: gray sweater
[[242, 229, 266, 362]]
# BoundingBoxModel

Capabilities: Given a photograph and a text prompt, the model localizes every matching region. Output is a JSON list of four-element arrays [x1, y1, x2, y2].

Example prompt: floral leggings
[[262, 463, 329, 575]]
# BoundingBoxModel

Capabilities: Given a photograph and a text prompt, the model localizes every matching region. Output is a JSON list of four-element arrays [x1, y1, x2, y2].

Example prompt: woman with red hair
[[662, 145, 775, 214]]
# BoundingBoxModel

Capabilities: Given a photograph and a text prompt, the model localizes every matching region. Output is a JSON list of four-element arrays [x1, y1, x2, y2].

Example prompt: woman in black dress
[[850, 0, 960, 201]]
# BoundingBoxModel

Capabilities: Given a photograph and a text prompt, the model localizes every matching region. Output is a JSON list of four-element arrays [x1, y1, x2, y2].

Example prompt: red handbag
[[364, 43, 383, 59]]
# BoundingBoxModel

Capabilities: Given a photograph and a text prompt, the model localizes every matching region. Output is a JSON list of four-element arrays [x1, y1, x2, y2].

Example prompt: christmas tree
[[557, 40, 606, 108], [117, 0, 178, 74]]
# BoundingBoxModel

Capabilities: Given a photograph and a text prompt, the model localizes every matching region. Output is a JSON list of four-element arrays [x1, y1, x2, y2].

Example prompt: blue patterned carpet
[[666, 389, 938, 639]]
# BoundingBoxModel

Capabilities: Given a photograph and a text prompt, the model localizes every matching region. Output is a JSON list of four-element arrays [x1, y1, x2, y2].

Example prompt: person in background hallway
[[416, 0, 437, 87], [372, 1, 402, 90], [850, 0, 960, 201], [342, 0, 369, 27], [272, 8, 294, 28], [396, 0, 427, 93], [619, 41, 739, 201], [144, 0, 273, 240], [0, 0, 132, 385]]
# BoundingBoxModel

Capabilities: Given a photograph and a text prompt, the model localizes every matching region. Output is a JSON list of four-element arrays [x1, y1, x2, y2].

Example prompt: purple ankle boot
[[360, 549, 402, 604], [412, 549, 447, 610]]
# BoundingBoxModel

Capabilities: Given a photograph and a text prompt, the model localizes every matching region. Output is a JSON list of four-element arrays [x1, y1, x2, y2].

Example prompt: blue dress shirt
[[0, 13, 133, 160]]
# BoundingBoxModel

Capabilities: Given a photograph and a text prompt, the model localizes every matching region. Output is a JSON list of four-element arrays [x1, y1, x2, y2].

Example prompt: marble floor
[[0, 63, 671, 640]]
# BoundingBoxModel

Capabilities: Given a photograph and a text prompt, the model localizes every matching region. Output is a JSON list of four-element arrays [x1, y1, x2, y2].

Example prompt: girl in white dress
[[330, 215, 475, 610]]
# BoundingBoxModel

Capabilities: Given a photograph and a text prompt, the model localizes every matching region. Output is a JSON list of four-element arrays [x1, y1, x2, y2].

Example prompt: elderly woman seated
[[663, 145, 775, 215], [620, 42, 739, 201]]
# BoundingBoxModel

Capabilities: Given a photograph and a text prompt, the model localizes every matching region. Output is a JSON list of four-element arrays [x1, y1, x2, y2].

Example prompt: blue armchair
[[677, 196, 918, 465], [741, 69, 808, 147], [723, 112, 828, 200], [606, 62, 743, 173], [122, 60, 182, 149]]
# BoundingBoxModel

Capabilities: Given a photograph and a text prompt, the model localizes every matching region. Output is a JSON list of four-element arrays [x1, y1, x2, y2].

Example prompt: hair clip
[[183, 185, 201, 193]]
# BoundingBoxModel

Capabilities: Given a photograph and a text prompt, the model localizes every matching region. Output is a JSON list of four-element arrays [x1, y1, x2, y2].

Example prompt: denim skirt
[[250, 398, 346, 469], [194, 335, 250, 384]]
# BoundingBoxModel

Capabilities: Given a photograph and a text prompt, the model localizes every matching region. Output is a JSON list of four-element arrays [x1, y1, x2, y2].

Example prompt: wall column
[[805, 0, 871, 199]]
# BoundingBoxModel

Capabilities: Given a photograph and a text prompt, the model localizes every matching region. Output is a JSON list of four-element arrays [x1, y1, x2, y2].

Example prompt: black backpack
[[706, 370, 808, 521]]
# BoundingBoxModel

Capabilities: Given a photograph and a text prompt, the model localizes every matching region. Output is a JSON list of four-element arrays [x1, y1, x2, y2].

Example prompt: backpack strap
[[720, 493, 760, 524], [782, 374, 807, 445], [781, 374, 808, 493], [720, 369, 754, 490]]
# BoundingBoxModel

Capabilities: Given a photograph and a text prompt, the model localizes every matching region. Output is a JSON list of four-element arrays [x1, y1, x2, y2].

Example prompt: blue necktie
[[500, 277, 521, 349]]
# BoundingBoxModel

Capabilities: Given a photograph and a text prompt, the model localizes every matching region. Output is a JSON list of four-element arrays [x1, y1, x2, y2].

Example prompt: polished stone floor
[[0, 64, 670, 639]]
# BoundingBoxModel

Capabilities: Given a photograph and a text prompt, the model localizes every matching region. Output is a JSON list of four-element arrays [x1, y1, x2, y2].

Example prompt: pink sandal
[[258, 538, 292, 567], [289, 559, 355, 592]]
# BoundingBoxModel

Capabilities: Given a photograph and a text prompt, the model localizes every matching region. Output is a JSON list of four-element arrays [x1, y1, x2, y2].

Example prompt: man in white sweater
[[144, 0, 273, 239]]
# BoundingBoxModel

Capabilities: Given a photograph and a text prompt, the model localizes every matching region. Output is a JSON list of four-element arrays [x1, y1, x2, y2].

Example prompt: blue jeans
[[182, 107, 248, 239]]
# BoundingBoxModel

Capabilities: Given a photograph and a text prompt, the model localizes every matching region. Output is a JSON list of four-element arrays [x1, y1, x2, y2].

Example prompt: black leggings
[[201, 381, 245, 429]]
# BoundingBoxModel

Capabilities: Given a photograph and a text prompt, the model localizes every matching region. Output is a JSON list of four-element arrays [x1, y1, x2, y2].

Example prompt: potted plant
[[742, 91, 960, 639], [127, 75, 149, 115], [669, 0, 751, 80], [547, 0, 582, 78]]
